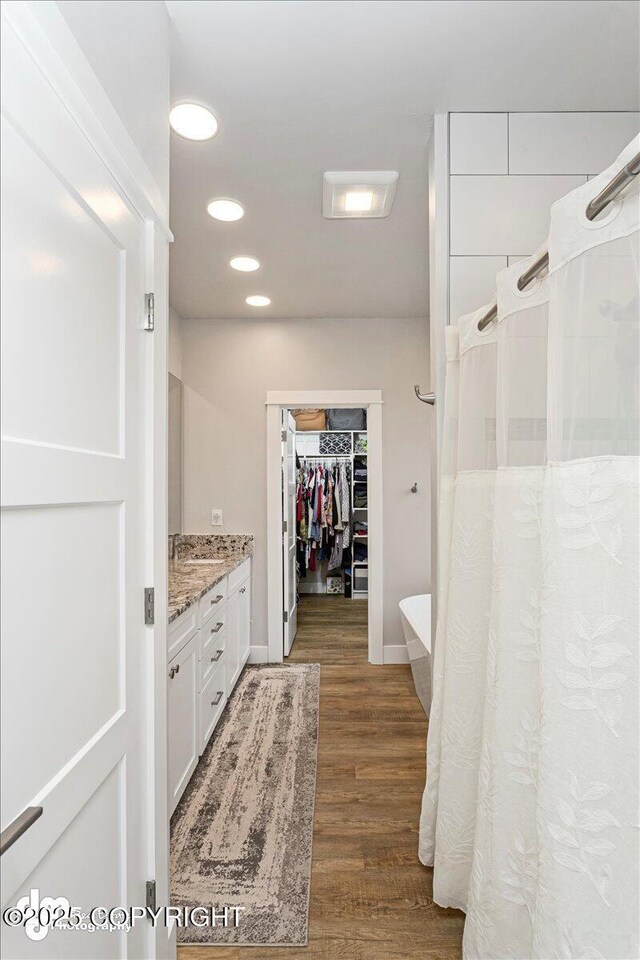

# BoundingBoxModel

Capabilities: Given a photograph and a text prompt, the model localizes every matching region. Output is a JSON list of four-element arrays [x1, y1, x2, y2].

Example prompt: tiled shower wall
[[428, 111, 639, 634], [447, 112, 639, 323]]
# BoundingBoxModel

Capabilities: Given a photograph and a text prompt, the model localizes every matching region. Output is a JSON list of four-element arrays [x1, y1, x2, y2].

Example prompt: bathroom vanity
[[167, 536, 253, 814]]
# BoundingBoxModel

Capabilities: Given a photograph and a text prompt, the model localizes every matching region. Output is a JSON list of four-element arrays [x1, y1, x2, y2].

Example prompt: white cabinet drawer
[[200, 629, 225, 689], [199, 579, 228, 626], [167, 604, 198, 662], [228, 558, 251, 595], [199, 605, 227, 658], [199, 661, 226, 752]]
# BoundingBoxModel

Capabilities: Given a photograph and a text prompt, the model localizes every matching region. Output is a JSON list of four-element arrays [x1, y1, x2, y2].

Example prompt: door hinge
[[144, 292, 155, 332], [281, 429, 287, 441], [145, 880, 156, 912], [144, 587, 155, 625], [282, 520, 288, 533], [283, 610, 289, 623]]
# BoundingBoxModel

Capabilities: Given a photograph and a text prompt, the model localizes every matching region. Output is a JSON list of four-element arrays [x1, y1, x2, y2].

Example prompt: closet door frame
[[265, 390, 383, 665]]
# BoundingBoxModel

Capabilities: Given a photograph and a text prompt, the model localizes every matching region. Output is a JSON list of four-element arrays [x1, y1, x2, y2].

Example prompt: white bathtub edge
[[399, 593, 432, 655]]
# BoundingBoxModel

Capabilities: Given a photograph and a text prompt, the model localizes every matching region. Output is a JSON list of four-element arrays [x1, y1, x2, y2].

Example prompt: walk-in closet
[[281, 406, 371, 661]]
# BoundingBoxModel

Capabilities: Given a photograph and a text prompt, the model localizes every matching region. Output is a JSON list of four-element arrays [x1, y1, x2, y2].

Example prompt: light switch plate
[[211, 509, 223, 527]]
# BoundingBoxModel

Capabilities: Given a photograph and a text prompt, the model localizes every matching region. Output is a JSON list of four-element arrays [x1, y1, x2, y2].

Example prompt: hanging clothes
[[295, 458, 352, 576]]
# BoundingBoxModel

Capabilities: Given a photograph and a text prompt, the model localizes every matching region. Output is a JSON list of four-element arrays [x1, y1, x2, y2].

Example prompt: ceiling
[[166, 0, 640, 320]]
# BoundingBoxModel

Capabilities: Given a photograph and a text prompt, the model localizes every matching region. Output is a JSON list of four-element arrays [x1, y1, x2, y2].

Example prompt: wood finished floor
[[178, 595, 464, 960]]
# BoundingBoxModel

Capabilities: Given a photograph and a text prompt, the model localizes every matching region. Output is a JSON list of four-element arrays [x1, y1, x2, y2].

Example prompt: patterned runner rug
[[171, 663, 320, 945]]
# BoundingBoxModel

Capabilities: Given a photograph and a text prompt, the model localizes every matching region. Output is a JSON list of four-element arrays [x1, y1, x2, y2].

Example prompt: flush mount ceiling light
[[323, 171, 399, 219], [230, 256, 260, 272], [169, 102, 218, 141], [345, 191, 374, 212], [246, 295, 271, 307], [207, 198, 244, 221]]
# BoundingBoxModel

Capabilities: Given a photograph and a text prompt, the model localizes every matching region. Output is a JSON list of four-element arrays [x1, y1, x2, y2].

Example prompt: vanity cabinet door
[[226, 587, 241, 695], [238, 577, 251, 668], [168, 636, 198, 815]]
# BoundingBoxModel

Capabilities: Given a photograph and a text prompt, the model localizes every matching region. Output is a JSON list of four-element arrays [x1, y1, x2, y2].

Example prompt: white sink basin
[[182, 558, 225, 566]]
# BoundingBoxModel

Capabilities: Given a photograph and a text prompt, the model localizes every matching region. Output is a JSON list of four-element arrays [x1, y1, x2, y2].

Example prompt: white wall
[[168, 306, 183, 380], [447, 112, 639, 320], [181, 317, 430, 651], [56, 0, 170, 208]]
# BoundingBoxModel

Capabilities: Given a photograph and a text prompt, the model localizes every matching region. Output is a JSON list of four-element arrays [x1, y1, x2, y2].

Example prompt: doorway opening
[[266, 391, 383, 665]]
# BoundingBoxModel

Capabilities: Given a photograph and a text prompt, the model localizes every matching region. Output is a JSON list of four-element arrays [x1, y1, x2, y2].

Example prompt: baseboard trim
[[252, 642, 408, 665], [382, 645, 409, 664]]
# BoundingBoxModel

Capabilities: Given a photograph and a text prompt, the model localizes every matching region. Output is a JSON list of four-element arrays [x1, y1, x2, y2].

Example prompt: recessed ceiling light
[[345, 191, 374, 212], [323, 171, 399, 219], [246, 295, 271, 307], [207, 199, 244, 221], [230, 256, 260, 272], [170, 102, 218, 141]]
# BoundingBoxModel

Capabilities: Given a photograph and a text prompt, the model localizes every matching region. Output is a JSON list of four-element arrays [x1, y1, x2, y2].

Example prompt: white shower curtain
[[420, 136, 640, 960]]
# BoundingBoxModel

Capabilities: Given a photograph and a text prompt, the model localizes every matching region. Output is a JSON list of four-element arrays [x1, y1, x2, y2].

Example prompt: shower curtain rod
[[476, 150, 640, 332]]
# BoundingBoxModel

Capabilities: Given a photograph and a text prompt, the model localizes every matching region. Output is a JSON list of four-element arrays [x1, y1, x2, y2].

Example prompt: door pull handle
[[1, 807, 43, 857]]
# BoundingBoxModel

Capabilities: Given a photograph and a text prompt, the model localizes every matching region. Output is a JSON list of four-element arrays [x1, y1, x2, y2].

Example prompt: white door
[[1, 17, 153, 959], [283, 413, 298, 655]]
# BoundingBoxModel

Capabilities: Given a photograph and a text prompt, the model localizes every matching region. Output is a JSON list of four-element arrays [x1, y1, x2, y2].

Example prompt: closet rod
[[299, 455, 352, 460], [476, 150, 640, 332]]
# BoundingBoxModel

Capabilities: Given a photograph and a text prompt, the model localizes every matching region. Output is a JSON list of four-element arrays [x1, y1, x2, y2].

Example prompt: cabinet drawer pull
[[239, 586, 246, 594], [210, 649, 223, 663], [175, 663, 180, 674], [211, 691, 224, 706], [210, 594, 224, 605], [211, 622, 223, 634], [169, 667, 176, 679]]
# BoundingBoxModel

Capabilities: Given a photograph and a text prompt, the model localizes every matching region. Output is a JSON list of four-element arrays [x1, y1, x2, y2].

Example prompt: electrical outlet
[[211, 509, 223, 527]]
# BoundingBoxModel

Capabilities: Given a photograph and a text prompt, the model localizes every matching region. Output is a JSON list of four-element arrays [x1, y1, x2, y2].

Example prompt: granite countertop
[[168, 535, 253, 624]]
